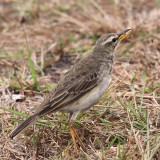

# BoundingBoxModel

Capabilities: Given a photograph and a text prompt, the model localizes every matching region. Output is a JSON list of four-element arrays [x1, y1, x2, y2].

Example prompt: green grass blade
[[0, 107, 29, 118], [117, 98, 146, 128], [22, 25, 38, 89], [146, 108, 150, 159], [140, 84, 145, 112], [10, 118, 52, 127], [0, 107, 53, 127], [106, 137, 117, 154]]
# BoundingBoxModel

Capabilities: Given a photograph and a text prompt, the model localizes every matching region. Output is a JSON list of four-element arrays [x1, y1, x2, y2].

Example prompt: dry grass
[[0, 0, 160, 159]]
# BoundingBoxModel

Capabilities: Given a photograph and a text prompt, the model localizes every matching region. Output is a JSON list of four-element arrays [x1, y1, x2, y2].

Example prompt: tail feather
[[10, 113, 39, 139]]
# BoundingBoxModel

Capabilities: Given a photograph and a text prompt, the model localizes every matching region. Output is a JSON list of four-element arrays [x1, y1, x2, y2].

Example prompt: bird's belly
[[60, 76, 111, 113]]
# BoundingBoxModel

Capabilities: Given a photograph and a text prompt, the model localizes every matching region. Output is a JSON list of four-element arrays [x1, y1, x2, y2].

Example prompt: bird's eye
[[112, 38, 117, 42]]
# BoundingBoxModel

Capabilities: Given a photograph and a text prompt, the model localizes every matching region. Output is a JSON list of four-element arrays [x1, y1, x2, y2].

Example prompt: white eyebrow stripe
[[102, 35, 118, 45]]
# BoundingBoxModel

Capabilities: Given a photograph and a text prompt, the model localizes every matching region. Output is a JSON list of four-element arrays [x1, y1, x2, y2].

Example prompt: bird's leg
[[69, 122, 85, 153], [68, 112, 85, 153], [69, 122, 79, 154], [71, 126, 85, 149]]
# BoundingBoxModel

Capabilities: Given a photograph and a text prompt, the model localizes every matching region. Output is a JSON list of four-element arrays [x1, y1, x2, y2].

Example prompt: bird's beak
[[118, 29, 131, 42]]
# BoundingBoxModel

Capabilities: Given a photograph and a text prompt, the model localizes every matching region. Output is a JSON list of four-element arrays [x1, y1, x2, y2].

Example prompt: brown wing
[[37, 71, 99, 116]]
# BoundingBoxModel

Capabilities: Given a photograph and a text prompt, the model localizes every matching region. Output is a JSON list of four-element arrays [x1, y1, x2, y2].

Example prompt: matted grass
[[0, 0, 160, 159]]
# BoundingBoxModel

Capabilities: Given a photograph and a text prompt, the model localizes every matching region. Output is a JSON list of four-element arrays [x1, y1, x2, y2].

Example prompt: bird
[[10, 29, 131, 153]]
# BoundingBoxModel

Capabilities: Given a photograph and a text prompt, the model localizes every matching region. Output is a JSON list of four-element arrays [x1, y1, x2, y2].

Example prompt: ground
[[0, 0, 160, 159]]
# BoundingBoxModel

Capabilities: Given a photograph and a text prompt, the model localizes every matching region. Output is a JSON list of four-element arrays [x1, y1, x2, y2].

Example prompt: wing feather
[[37, 71, 99, 116]]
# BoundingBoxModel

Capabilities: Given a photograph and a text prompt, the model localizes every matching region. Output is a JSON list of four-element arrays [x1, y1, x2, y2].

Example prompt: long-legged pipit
[[10, 29, 131, 153]]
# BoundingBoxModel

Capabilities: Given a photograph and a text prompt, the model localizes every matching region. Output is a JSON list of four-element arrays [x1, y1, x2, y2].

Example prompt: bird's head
[[94, 29, 131, 54]]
